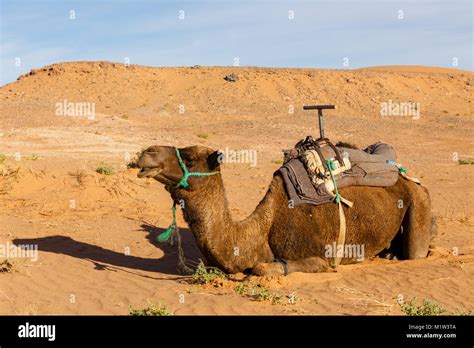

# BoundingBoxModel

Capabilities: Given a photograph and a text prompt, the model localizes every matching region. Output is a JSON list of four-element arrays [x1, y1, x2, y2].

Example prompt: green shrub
[[400, 297, 447, 316], [96, 162, 114, 175], [234, 283, 282, 305], [250, 285, 282, 304], [234, 282, 249, 295], [191, 260, 226, 284], [128, 300, 172, 316]]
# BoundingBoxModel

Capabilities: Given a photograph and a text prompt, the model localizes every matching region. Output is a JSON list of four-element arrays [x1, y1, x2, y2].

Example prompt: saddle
[[278, 137, 404, 207], [290, 136, 352, 197]]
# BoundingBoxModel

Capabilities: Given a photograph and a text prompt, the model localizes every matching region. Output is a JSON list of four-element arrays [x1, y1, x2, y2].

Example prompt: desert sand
[[0, 61, 473, 315]]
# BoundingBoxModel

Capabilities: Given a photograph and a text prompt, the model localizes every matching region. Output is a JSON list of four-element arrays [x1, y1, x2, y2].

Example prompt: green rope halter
[[157, 147, 219, 243], [174, 147, 219, 189]]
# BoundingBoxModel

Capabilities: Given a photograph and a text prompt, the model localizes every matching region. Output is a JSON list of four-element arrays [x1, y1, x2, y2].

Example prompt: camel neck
[[171, 174, 275, 272], [172, 175, 236, 237]]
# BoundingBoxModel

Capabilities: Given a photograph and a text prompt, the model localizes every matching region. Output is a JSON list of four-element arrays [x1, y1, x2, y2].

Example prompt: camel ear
[[207, 150, 223, 170]]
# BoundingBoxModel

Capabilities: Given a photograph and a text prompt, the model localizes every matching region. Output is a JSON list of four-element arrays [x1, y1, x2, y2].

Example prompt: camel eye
[[183, 157, 193, 167]]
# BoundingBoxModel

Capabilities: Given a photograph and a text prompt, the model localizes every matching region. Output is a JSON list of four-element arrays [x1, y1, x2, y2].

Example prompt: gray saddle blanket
[[276, 142, 399, 206]]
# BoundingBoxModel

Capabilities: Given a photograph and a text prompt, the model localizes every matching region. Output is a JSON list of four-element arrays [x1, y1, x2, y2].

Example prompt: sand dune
[[0, 62, 472, 315]]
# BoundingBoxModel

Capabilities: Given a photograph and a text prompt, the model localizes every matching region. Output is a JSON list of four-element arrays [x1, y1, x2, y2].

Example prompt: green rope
[[386, 160, 407, 173], [157, 203, 176, 242], [397, 165, 407, 173], [175, 147, 219, 188], [326, 159, 341, 204], [157, 147, 219, 242]]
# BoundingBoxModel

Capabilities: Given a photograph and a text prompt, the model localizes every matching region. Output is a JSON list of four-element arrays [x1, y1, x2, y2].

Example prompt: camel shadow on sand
[[12, 224, 203, 277]]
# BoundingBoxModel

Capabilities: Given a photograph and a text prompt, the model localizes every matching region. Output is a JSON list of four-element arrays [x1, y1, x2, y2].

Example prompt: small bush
[[96, 162, 114, 175], [400, 297, 447, 316], [234, 282, 249, 295], [128, 300, 172, 316], [458, 159, 474, 165], [234, 283, 282, 305], [250, 285, 282, 304], [191, 260, 226, 284], [0, 154, 6, 163], [196, 132, 209, 139], [453, 308, 473, 316]]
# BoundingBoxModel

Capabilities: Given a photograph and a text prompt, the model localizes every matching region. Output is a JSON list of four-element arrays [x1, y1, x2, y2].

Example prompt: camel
[[136, 144, 434, 276]]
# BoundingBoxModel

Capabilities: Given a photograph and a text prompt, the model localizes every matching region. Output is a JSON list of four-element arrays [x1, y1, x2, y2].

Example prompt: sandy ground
[[0, 61, 473, 315]]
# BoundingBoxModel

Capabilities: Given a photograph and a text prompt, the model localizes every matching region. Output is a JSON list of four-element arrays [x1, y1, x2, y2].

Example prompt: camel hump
[[335, 141, 358, 149]]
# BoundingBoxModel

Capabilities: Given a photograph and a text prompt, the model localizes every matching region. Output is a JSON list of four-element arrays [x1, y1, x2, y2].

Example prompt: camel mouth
[[137, 167, 162, 178]]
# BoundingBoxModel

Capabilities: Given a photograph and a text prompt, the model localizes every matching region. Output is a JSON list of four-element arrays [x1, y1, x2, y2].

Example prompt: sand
[[0, 61, 472, 315]]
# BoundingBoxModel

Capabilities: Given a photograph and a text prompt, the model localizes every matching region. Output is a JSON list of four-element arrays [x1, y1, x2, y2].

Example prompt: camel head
[[136, 145, 221, 190]]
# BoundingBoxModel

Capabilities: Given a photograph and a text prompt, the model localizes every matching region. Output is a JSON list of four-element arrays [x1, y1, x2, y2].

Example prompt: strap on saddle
[[297, 136, 345, 171], [293, 136, 353, 268], [334, 201, 347, 267], [318, 138, 345, 167]]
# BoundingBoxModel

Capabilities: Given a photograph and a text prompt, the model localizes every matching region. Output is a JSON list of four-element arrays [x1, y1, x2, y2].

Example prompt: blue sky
[[0, 0, 472, 85]]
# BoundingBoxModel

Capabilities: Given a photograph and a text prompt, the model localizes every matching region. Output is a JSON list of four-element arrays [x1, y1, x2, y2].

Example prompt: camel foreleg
[[252, 256, 335, 276]]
